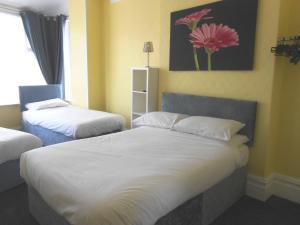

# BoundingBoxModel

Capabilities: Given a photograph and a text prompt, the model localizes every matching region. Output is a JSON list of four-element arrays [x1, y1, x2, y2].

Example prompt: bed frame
[[27, 92, 257, 225], [19, 85, 121, 146], [18, 85, 73, 146], [0, 160, 23, 193], [19, 85, 63, 112]]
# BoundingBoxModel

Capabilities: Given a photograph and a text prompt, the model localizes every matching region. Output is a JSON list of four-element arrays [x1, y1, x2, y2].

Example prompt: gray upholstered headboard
[[162, 92, 257, 146], [19, 85, 63, 112]]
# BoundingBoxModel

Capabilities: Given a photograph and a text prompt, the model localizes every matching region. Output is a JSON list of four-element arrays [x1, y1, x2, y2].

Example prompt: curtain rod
[[0, 4, 68, 17], [0, 4, 20, 15]]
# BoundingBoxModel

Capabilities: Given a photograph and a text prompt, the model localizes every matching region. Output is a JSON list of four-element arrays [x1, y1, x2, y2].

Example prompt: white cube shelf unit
[[131, 67, 159, 127]]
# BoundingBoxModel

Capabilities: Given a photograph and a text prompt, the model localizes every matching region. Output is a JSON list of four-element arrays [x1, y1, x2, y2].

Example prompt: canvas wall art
[[169, 0, 258, 71]]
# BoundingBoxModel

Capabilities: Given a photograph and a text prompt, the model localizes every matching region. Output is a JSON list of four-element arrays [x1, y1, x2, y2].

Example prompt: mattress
[[22, 106, 125, 138], [0, 128, 42, 165], [20, 127, 249, 225]]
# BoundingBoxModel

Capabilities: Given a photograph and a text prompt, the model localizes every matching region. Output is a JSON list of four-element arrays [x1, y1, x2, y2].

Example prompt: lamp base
[[146, 52, 150, 68]]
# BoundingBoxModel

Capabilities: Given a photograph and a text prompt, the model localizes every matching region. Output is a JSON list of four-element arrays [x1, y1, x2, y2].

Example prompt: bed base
[[23, 121, 74, 146], [28, 167, 246, 225], [0, 160, 23, 192], [23, 121, 122, 146]]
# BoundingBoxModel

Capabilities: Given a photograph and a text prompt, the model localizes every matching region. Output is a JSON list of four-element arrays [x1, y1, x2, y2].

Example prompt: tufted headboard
[[162, 92, 257, 146], [19, 85, 63, 112]]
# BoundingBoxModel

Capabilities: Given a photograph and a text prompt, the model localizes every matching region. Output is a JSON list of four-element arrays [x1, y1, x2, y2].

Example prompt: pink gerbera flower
[[190, 23, 239, 52], [175, 9, 212, 29]]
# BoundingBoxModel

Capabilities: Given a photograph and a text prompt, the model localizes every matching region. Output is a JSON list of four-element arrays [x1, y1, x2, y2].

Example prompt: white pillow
[[132, 112, 188, 129], [222, 134, 249, 146], [172, 116, 245, 141], [26, 98, 69, 110]]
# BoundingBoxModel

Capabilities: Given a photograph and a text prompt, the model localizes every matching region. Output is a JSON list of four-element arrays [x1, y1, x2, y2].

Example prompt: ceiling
[[0, 0, 68, 15]]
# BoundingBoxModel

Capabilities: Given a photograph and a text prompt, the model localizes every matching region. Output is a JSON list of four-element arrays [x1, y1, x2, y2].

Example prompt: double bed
[[19, 85, 124, 146], [21, 92, 257, 225]]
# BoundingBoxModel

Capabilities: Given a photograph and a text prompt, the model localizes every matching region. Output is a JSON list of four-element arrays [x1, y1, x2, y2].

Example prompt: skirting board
[[247, 173, 300, 204]]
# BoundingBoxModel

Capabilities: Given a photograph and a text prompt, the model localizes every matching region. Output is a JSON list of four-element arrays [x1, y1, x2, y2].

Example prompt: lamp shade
[[143, 42, 154, 53]]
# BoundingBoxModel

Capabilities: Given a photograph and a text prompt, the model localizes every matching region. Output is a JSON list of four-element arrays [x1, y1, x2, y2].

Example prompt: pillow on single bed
[[132, 112, 188, 129], [172, 116, 245, 141], [26, 98, 69, 110]]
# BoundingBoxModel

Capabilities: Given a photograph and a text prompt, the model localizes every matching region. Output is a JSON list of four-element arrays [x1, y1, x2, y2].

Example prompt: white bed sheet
[[0, 128, 42, 165], [22, 106, 125, 138], [20, 127, 249, 225]]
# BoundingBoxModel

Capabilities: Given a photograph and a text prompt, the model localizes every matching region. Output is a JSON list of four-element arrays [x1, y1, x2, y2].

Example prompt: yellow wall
[[265, 0, 291, 176], [69, 0, 106, 110], [274, 0, 300, 178], [68, 0, 89, 108], [86, 0, 106, 110], [103, 0, 161, 124], [0, 105, 21, 128]]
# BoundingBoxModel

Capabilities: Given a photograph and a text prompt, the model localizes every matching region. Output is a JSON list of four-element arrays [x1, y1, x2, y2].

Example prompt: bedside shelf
[[131, 67, 159, 128]]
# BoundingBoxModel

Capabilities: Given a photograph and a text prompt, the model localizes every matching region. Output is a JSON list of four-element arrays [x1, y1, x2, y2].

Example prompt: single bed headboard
[[162, 92, 257, 146], [19, 85, 63, 112]]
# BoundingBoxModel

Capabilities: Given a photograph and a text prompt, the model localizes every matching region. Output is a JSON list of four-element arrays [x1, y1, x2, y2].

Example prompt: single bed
[[21, 92, 257, 225], [0, 128, 42, 192], [19, 85, 124, 146]]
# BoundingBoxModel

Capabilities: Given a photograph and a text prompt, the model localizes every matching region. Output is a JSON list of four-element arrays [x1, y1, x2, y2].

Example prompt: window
[[0, 11, 46, 105], [63, 19, 72, 101]]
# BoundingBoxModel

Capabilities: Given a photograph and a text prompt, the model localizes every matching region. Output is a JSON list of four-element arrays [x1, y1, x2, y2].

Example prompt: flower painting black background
[[169, 0, 258, 71]]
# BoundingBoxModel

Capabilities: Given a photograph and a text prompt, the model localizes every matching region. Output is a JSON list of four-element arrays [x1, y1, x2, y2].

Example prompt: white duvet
[[20, 127, 248, 225], [22, 106, 125, 138], [0, 128, 42, 165]]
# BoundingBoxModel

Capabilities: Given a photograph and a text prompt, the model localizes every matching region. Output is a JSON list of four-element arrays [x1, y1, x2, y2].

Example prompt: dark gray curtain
[[21, 11, 67, 86]]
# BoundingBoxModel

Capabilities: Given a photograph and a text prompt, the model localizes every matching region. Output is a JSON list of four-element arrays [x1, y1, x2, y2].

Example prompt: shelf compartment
[[132, 92, 146, 114], [132, 70, 147, 93]]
